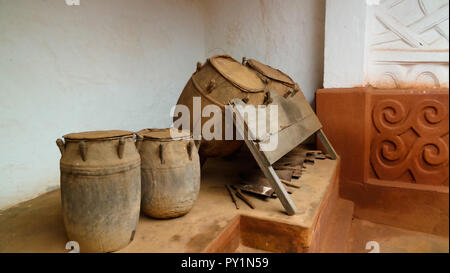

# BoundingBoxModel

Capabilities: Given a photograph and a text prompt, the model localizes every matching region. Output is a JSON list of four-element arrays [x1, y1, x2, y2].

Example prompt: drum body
[[57, 130, 141, 253], [245, 59, 316, 119], [137, 129, 200, 219], [175, 55, 266, 158]]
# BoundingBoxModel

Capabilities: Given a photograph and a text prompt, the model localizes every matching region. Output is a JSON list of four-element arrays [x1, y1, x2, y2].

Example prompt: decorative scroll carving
[[371, 98, 449, 185]]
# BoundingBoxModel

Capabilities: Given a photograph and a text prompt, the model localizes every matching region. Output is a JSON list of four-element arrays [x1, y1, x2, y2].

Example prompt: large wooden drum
[[175, 55, 267, 158], [136, 128, 200, 219], [56, 130, 141, 253], [244, 58, 316, 120]]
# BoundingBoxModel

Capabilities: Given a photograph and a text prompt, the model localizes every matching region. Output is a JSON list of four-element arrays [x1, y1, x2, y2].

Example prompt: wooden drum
[[175, 55, 267, 158], [136, 128, 200, 219], [56, 130, 141, 253], [244, 58, 316, 119]]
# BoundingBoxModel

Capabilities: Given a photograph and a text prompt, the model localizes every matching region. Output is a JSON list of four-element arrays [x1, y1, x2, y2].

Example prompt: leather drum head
[[210, 55, 265, 92], [136, 128, 191, 141], [247, 59, 294, 86], [63, 130, 133, 141]]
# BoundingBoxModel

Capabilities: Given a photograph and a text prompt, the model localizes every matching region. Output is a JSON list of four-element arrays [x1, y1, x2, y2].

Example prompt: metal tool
[[238, 183, 274, 198]]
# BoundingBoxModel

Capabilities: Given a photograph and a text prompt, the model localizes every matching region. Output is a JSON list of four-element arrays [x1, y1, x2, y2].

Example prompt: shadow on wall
[[201, 0, 326, 105], [0, 0, 206, 210], [0, 0, 327, 210]]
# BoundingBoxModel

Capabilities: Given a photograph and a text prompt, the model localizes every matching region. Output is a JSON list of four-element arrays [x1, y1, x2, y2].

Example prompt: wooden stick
[[231, 185, 255, 209], [274, 166, 301, 171], [280, 179, 301, 189], [225, 185, 239, 209], [317, 129, 338, 160], [229, 99, 297, 215]]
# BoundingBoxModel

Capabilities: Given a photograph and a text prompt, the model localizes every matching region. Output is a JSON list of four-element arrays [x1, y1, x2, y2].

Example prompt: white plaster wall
[[0, 0, 327, 210], [366, 0, 449, 88], [323, 0, 449, 88], [0, 0, 206, 209], [201, 0, 326, 104], [323, 0, 368, 88]]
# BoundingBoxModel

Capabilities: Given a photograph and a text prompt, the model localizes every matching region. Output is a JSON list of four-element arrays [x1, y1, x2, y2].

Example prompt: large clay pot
[[136, 128, 200, 219], [175, 55, 267, 158], [57, 130, 141, 253]]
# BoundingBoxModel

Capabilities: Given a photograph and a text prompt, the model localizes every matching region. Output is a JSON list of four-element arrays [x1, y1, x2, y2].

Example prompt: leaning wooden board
[[229, 91, 337, 215], [249, 90, 322, 165], [229, 98, 297, 215]]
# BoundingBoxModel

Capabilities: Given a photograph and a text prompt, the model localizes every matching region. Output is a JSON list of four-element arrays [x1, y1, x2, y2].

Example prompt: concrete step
[[348, 219, 449, 253], [316, 198, 355, 253]]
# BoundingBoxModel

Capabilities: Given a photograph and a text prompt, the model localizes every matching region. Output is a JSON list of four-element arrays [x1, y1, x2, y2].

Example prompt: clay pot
[[175, 55, 267, 158], [57, 130, 141, 253], [136, 128, 200, 219]]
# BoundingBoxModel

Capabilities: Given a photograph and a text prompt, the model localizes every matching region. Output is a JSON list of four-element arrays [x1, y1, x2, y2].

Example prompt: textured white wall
[[323, 0, 368, 88], [323, 0, 449, 88], [366, 0, 449, 88], [0, 0, 205, 209], [0, 0, 327, 210], [202, 0, 326, 104]]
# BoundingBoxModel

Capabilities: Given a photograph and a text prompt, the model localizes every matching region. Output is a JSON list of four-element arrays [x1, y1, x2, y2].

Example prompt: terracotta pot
[[57, 130, 141, 253], [136, 128, 200, 219], [175, 55, 267, 158]]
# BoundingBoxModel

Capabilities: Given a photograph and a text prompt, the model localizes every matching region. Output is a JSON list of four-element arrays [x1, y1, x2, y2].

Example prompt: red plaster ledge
[[316, 87, 449, 237]]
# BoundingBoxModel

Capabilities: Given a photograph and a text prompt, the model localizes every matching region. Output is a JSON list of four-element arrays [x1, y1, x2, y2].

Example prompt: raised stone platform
[[0, 150, 349, 253]]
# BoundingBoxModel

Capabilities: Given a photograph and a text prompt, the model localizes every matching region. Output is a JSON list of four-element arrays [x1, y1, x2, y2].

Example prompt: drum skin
[[175, 55, 266, 158], [137, 129, 200, 219], [57, 131, 141, 253], [245, 59, 315, 118]]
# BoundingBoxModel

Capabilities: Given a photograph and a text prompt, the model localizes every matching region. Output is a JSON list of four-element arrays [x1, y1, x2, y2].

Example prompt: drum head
[[63, 130, 133, 140], [136, 128, 191, 141], [247, 59, 294, 85], [209, 55, 265, 92]]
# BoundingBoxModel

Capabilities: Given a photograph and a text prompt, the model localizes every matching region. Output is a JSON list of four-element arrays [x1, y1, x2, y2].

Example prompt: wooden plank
[[259, 91, 311, 137], [246, 90, 322, 164], [229, 99, 297, 215], [261, 114, 322, 165], [317, 129, 338, 160]]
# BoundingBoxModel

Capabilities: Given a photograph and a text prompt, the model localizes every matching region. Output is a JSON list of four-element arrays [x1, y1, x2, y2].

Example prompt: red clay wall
[[316, 87, 449, 236]]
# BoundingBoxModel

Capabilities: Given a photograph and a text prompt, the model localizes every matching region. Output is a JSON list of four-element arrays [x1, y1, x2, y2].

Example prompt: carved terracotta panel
[[370, 92, 449, 185], [317, 87, 449, 235]]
